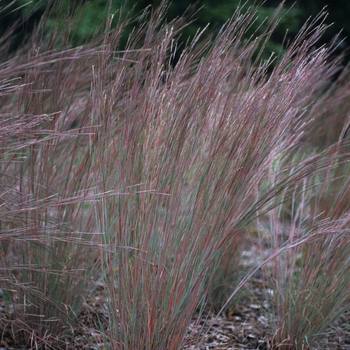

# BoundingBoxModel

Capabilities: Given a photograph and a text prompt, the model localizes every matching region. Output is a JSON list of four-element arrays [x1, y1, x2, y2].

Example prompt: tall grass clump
[[86, 3, 346, 349], [0, 5, 109, 347], [262, 137, 350, 349], [1, 1, 349, 349]]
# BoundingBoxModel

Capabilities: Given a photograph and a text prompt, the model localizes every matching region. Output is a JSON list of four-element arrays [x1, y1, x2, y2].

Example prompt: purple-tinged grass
[[0, 6, 112, 347], [1, 1, 350, 349], [261, 139, 350, 349], [86, 4, 347, 349]]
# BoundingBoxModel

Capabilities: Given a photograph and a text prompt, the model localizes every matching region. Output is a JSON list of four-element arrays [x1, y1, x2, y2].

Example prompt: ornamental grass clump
[[263, 141, 350, 349], [87, 4, 345, 349], [1, 1, 350, 349], [0, 6, 106, 347], [260, 45, 350, 349]]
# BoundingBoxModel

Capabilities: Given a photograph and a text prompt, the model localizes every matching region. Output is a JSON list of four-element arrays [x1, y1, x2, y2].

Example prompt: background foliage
[[1, 0, 348, 62]]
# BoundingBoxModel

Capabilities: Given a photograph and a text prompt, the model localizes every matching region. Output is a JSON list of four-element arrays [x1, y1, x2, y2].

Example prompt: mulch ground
[[1, 239, 350, 349], [2, 277, 350, 349]]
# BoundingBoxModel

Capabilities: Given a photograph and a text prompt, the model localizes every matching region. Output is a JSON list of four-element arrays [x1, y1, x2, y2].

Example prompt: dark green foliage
[[2, 0, 348, 69], [0, 0, 304, 61]]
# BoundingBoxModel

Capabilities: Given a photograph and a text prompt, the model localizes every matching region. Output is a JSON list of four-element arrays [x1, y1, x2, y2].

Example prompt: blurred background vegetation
[[0, 0, 349, 64]]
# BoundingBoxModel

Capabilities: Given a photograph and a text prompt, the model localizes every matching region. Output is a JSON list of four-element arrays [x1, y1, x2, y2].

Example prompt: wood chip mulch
[[1, 237, 350, 349]]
